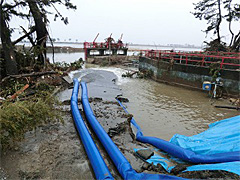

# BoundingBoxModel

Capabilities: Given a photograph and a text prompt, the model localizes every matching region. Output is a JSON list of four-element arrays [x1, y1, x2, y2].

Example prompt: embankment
[[139, 57, 240, 95]]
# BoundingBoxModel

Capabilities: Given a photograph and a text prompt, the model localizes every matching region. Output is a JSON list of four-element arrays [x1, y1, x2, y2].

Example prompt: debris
[[0, 97, 6, 103], [135, 149, 154, 160], [108, 122, 126, 138], [122, 71, 138, 78], [10, 84, 29, 99], [0, 91, 62, 148], [230, 98, 240, 106], [214, 105, 239, 110], [88, 97, 103, 103], [170, 165, 188, 175], [142, 162, 151, 170], [62, 76, 73, 84], [116, 96, 129, 103], [1, 71, 58, 83]]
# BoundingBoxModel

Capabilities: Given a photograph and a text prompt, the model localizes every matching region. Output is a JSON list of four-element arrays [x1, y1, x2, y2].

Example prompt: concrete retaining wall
[[139, 57, 240, 95]]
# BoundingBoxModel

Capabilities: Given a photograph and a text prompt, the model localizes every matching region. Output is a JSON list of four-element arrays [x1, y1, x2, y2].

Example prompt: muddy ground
[[1, 69, 239, 179]]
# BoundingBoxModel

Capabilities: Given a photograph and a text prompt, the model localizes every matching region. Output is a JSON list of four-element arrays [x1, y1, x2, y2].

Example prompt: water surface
[[92, 67, 239, 140], [54, 53, 239, 141], [118, 74, 239, 140]]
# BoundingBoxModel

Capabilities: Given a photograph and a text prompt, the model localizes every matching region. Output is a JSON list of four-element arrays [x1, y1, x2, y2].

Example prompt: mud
[[141, 163, 167, 174], [86, 98, 148, 174], [180, 170, 240, 179], [1, 112, 95, 179], [1, 68, 239, 179], [1, 69, 145, 179]]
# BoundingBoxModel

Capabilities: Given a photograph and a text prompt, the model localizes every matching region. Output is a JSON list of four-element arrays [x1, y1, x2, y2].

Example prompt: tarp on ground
[[117, 98, 240, 174], [170, 115, 240, 155], [169, 115, 240, 175], [184, 161, 240, 175]]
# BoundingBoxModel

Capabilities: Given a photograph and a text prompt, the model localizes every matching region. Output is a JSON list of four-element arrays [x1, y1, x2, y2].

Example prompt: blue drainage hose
[[80, 81, 185, 180], [71, 79, 113, 180], [115, 98, 240, 164]]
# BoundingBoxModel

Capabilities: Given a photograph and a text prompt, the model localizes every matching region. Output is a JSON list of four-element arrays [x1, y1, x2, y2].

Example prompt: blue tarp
[[184, 161, 240, 175], [170, 116, 240, 155], [134, 148, 175, 172], [169, 115, 240, 175], [116, 98, 240, 175]]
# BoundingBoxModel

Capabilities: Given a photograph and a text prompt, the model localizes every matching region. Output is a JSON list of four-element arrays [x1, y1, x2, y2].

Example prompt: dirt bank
[[1, 112, 95, 179], [1, 68, 239, 179]]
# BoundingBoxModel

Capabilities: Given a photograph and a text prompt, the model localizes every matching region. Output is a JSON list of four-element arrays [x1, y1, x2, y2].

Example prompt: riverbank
[[1, 65, 239, 179], [139, 54, 240, 96]]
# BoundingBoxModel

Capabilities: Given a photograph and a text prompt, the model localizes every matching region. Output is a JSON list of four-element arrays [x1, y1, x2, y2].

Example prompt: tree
[[0, 0, 76, 77], [26, 0, 48, 66], [26, 0, 76, 65], [225, 1, 240, 50], [192, 0, 223, 43], [0, 0, 18, 75], [192, 0, 240, 51]]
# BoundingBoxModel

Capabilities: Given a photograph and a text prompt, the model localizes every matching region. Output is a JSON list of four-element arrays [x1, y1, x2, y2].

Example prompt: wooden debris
[[11, 84, 29, 99], [214, 105, 239, 110], [1, 71, 58, 83], [62, 76, 73, 84]]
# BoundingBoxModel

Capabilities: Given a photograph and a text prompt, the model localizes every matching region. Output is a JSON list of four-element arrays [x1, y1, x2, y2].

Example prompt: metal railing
[[140, 50, 240, 70], [84, 42, 128, 49]]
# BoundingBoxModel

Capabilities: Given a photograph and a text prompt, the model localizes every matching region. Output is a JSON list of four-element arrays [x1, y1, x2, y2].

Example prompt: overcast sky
[[10, 0, 239, 46]]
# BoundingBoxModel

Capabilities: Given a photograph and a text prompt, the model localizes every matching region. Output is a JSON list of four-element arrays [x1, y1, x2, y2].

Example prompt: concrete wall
[[139, 57, 240, 95]]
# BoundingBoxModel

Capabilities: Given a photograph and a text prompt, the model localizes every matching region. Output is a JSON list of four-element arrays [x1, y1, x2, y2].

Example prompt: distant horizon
[[12, 40, 203, 49], [9, 0, 238, 48]]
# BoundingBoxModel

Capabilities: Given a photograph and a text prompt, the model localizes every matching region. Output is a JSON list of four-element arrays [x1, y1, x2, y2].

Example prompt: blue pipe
[[80, 81, 185, 180], [71, 79, 113, 180], [116, 98, 240, 164]]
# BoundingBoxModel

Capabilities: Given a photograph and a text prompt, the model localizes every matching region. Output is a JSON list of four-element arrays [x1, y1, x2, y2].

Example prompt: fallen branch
[[122, 71, 138, 78], [215, 105, 239, 110], [13, 26, 36, 45], [19, 26, 36, 47], [11, 84, 29, 99], [1, 71, 58, 83]]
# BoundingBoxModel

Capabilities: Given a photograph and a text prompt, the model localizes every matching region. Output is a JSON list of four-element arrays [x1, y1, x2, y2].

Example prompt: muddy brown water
[[92, 67, 239, 140]]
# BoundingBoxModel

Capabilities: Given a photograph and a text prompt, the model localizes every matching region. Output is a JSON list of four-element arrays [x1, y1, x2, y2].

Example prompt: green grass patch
[[0, 91, 62, 148]]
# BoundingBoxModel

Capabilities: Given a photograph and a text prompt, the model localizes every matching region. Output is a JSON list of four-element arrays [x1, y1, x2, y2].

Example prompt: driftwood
[[122, 71, 138, 78], [129, 71, 138, 76], [11, 84, 29, 99], [215, 105, 239, 110], [1, 71, 58, 83]]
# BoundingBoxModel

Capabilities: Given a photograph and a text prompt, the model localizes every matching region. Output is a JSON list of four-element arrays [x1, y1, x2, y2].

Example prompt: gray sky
[[10, 0, 239, 46]]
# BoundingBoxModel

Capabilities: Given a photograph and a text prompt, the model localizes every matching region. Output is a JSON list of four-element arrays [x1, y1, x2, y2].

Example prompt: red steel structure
[[84, 42, 128, 49], [84, 41, 128, 59], [140, 50, 240, 69]]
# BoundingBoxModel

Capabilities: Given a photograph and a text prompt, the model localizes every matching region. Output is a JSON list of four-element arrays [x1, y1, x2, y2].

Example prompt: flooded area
[[2, 53, 239, 179], [87, 66, 239, 140], [45, 42, 202, 64], [119, 78, 239, 140], [47, 52, 84, 64], [3, 0, 239, 178]]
